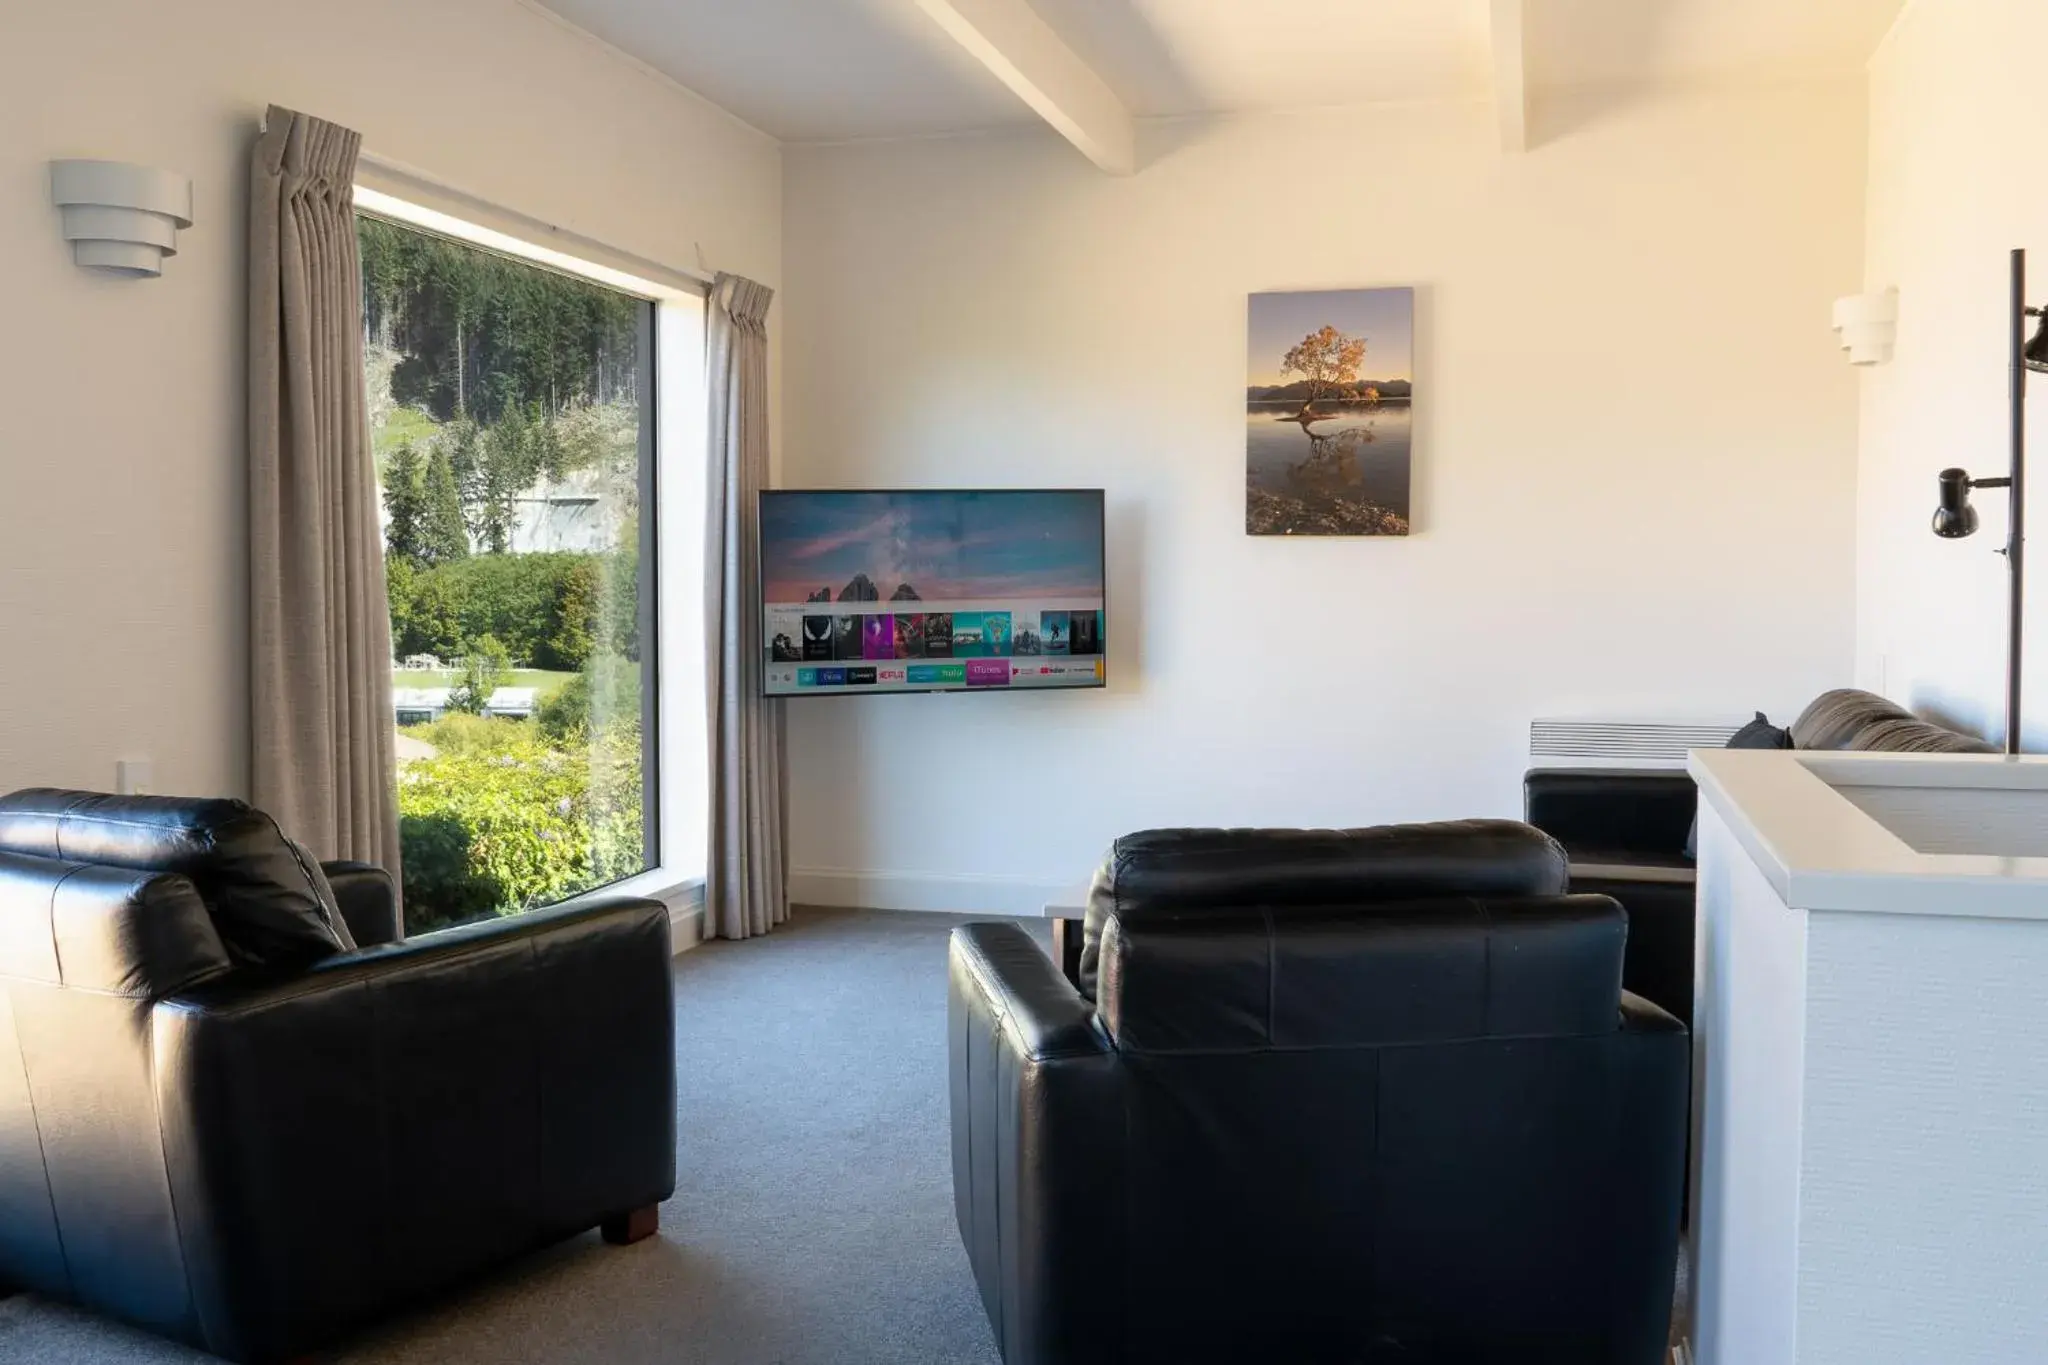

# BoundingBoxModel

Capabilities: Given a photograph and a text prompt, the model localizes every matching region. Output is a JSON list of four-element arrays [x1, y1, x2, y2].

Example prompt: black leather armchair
[[950, 821, 1688, 1365], [1523, 767, 1699, 1029], [1521, 689, 1998, 1033], [0, 790, 675, 1363]]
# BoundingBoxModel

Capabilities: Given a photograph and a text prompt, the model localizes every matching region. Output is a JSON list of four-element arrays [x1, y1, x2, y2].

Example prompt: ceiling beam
[[1489, 0, 1529, 153], [912, 0, 1136, 175]]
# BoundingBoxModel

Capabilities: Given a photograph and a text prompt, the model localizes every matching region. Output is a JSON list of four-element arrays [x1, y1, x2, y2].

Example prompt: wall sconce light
[[1928, 249, 2048, 754], [1833, 290, 1898, 365], [49, 160, 193, 278]]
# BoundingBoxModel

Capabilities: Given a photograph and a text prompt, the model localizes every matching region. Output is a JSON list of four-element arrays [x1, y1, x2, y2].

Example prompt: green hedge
[[387, 550, 637, 672]]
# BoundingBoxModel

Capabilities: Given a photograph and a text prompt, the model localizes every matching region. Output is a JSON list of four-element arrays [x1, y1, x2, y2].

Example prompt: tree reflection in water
[[1285, 420, 1378, 500]]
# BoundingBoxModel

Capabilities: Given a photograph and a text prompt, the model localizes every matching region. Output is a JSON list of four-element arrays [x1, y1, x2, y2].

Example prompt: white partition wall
[[1688, 749, 2048, 1364], [1689, 804, 1807, 1365]]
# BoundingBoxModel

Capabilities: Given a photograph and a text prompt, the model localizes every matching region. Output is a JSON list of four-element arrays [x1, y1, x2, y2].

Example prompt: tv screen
[[759, 489, 1106, 696]]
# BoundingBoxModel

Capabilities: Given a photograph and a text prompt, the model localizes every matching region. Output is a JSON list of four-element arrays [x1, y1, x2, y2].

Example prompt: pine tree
[[443, 416, 484, 527], [476, 404, 538, 553], [381, 442, 428, 561], [420, 447, 471, 565]]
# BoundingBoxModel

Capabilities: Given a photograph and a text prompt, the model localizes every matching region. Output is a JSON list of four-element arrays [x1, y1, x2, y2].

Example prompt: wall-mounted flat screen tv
[[759, 489, 1106, 697]]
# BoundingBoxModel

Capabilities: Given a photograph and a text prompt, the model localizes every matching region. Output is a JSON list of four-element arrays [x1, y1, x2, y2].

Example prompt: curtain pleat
[[704, 274, 787, 940], [248, 106, 401, 888]]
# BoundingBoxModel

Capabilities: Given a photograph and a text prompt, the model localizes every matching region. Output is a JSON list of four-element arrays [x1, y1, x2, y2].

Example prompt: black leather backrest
[[0, 850, 232, 1332], [1097, 896, 1624, 1052], [0, 790, 351, 970], [1078, 820, 1569, 999], [0, 851, 231, 999]]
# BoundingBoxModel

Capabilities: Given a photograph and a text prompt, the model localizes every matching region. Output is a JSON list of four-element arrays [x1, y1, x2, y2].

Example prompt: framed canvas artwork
[[1246, 287, 1414, 536]]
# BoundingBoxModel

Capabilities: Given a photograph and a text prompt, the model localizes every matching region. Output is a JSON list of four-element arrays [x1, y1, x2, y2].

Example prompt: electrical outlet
[[116, 758, 153, 796]]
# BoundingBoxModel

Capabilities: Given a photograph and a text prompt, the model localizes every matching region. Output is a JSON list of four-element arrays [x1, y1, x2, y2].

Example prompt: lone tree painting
[[1247, 287, 1414, 537], [1281, 325, 1370, 420]]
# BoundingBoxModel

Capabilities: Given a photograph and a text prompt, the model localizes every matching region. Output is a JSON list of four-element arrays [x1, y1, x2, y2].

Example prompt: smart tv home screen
[[759, 490, 1106, 696]]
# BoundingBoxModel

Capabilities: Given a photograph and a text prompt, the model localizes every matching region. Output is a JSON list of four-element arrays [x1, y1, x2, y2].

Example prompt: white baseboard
[[789, 867, 1078, 918], [668, 900, 706, 953]]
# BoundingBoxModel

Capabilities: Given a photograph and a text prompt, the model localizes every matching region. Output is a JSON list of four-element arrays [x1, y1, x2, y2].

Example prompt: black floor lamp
[[1932, 248, 2048, 755]]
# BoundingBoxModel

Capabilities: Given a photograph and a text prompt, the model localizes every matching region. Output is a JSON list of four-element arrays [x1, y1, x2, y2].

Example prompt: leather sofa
[[1524, 688, 1993, 1029], [0, 789, 676, 1363], [949, 821, 1689, 1365]]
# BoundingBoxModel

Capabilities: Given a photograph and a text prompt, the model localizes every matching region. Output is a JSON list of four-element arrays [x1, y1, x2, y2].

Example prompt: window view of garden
[[359, 212, 655, 933]]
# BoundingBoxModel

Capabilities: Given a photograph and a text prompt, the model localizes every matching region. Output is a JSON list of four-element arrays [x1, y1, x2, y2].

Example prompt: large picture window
[[359, 212, 657, 932]]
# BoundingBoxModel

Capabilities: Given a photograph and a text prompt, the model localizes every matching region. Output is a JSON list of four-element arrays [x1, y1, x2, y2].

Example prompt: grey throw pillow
[[1727, 711, 1793, 749]]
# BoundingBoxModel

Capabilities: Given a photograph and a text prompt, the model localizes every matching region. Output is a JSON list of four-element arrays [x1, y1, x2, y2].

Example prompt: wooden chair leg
[[601, 1205, 660, 1246]]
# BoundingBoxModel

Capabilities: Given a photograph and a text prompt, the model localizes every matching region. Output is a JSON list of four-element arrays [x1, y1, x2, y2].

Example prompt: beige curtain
[[705, 274, 787, 940], [248, 106, 400, 879]]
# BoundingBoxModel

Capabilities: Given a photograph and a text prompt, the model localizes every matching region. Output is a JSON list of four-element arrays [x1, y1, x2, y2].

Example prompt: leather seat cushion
[[1564, 846, 1695, 875], [0, 790, 354, 970]]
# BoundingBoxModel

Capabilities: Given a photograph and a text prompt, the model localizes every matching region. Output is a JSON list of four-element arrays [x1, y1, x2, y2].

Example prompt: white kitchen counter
[[1691, 747, 2048, 917], [1685, 747, 2048, 1365]]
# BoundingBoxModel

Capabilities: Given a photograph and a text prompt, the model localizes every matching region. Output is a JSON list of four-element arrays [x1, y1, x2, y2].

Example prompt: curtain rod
[[353, 149, 717, 293]]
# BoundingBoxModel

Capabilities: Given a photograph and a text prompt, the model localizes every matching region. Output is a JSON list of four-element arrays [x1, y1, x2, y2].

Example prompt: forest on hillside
[[359, 214, 640, 424]]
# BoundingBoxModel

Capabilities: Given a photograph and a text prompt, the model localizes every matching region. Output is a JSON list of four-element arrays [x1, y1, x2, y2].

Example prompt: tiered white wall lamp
[[50, 160, 193, 278], [1832, 289, 1898, 366]]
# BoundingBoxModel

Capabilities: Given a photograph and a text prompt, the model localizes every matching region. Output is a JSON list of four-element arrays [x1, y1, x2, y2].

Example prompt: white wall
[[0, 0, 779, 799], [1858, 0, 2048, 746], [782, 86, 1867, 912]]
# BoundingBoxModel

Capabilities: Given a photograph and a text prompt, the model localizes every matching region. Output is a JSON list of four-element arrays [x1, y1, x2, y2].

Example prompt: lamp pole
[[1932, 250, 2043, 753], [2008, 248, 2029, 755]]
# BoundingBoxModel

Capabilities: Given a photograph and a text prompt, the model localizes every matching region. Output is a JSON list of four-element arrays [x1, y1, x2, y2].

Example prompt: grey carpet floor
[[0, 907, 1024, 1365]]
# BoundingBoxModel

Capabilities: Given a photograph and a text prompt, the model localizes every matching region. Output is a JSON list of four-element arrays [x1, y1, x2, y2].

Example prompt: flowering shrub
[[397, 712, 644, 933]]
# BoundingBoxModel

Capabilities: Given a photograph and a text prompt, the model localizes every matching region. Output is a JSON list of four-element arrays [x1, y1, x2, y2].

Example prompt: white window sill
[[557, 869, 706, 954]]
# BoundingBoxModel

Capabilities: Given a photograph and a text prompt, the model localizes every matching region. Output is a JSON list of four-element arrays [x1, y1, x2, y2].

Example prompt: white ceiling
[[1525, 0, 1907, 91], [537, 0, 1026, 141], [536, 0, 1906, 143], [1025, 0, 1496, 119]]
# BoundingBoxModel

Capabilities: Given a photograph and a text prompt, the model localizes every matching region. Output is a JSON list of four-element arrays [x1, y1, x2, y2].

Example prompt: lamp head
[[1934, 467, 1981, 538], [2028, 308, 2048, 373]]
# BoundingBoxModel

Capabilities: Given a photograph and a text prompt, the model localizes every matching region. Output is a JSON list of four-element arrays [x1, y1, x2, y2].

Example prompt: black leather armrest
[[1577, 882, 1698, 1030], [151, 895, 675, 1362], [319, 860, 400, 947], [1609, 988, 1691, 1358], [949, 921, 1106, 1062], [299, 893, 666, 984], [1618, 988, 1685, 1035], [1524, 768, 1697, 861], [947, 922, 1121, 1365]]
